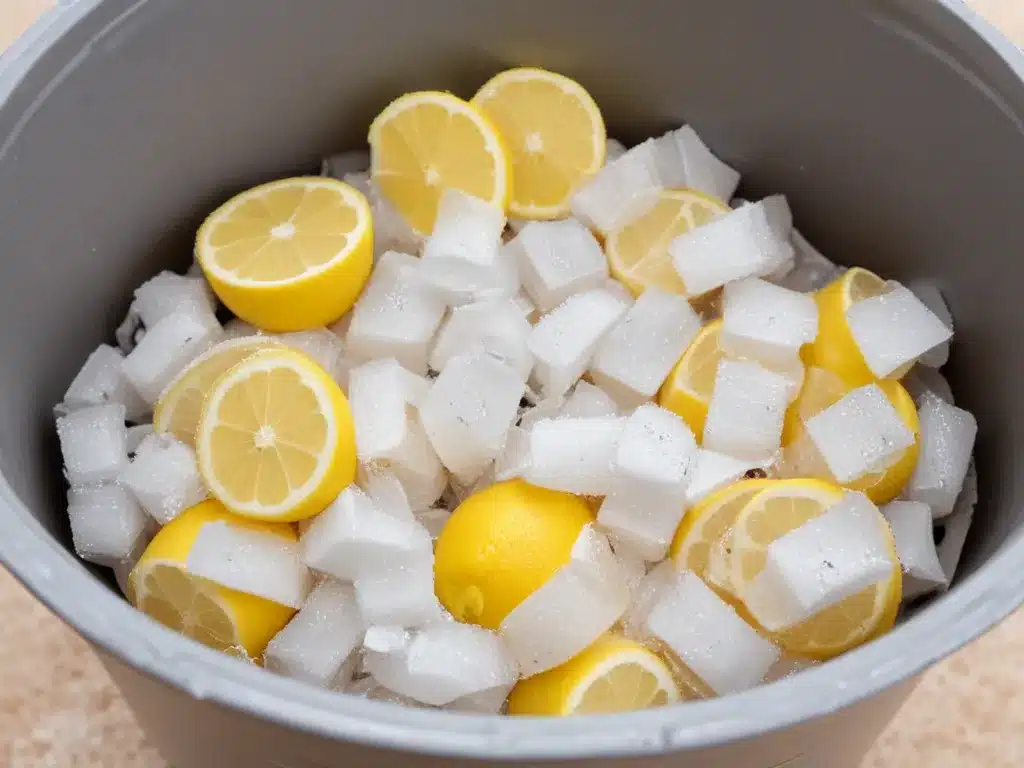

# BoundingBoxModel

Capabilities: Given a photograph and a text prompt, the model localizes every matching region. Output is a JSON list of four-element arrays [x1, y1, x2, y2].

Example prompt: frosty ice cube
[[702, 359, 790, 461], [419, 349, 525, 483], [429, 299, 533, 381], [882, 500, 947, 598], [804, 384, 916, 484], [67, 484, 151, 568], [118, 433, 208, 525], [528, 288, 630, 398], [720, 278, 819, 365], [188, 521, 313, 609], [846, 284, 954, 378], [740, 493, 894, 631], [670, 202, 794, 296], [57, 402, 128, 486], [525, 416, 625, 497], [590, 288, 702, 406], [122, 310, 221, 404], [904, 392, 977, 519], [264, 580, 365, 688], [507, 219, 608, 313], [647, 570, 780, 695], [62, 344, 148, 423]]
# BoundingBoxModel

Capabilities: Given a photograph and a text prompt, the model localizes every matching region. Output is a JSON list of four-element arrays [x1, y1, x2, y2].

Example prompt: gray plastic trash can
[[1, 1, 1023, 766]]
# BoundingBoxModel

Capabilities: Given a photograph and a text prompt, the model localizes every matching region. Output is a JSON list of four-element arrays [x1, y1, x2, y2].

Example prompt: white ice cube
[[415, 257, 502, 307], [772, 229, 841, 293], [364, 623, 519, 706], [846, 284, 954, 378], [57, 403, 128, 486], [805, 384, 916, 483], [559, 381, 620, 420], [501, 525, 631, 677], [761, 195, 794, 242], [321, 149, 371, 179], [590, 288, 702, 406], [525, 416, 625, 497], [62, 344, 148, 423], [598, 482, 685, 562], [359, 467, 415, 522], [446, 684, 515, 714], [923, 463, 976, 593], [610, 538, 649, 598], [684, 450, 764, 507], [382, 417, 448, 509], [508, 219, 608, 313], [354, 553, 443, 628], [529, 289, 631, 398], [882, 501, 947, 593], [133, 271, 217, 328], [622, 560, 679, 639], [345, 251, 447, 375], [346, 174, 424, 257], [122, 310, 221, 404], [904, 393, 977, 519], [570, 140, 663, 234], [647, 570, 780, 695], [740, 493, 894, 631], [907, 280, 953, 368], [349, 358, 427, 462], [429, 299, 533, 381], [518, 395, 566, 431], [422, 189, 506, 266], [125, 424, 155, 455], [419, 349, 525, 483], [363, 625, 411, 655], [702, 359, 790, 461], [301, 485, 433, 581], [615, 404, 698, 492], [264, 580, 365, 688], [652, 125, 741, 202], [188, 521, 313, 609], [118, 433, 208, 525], [414, 506, 450, 539], [275, 329, 345, 376], [670, 202, 794, 296], [902, 365, 954, 407], [494, 426, 532, 482], [605, 138, 627, 163], [67, 484, 150, 568], [720, 278, 819, 365]]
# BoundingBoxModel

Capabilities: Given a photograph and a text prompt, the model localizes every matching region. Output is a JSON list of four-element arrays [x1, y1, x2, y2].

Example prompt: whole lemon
[[434, 480, 594, 630]]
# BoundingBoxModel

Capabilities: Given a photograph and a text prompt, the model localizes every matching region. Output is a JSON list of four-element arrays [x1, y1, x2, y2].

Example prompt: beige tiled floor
[[3, 0, 1024, 766]]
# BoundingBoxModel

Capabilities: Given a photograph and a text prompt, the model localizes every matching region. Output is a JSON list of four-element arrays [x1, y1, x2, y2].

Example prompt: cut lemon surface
[[369, 91, 511, 234], [806, 267, 910, 388], [657, 319, 724, 441], [472, 67, 605, 220], [128, 500, 297, 660], [669, 478, 774, 576], [196, 177, 372, 332], [727, 479, 901, 659], [506, 635, 681, 715], [606, 188, 730, 297], [781, 368, 920, 504], [196, 347, 356, 522], [154, 336, 281, 447], [434, 480, 594, 630]]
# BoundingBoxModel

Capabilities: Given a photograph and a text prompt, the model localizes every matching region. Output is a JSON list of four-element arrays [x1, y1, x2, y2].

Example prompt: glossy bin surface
[[1, 1, 1024, 766]]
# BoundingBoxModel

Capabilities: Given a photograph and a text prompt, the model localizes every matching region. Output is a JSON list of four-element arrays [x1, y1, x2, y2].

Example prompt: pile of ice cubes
[[54, 123, 978, 714]]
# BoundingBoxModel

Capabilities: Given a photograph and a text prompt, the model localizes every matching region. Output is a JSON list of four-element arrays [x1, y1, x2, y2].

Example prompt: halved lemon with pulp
[[506, 635, 681, 715], [128, 500, 297, 659], [670, 478, 774, 576], [472, 67, 605, 220], [606, 188, 731, 297], [727, 479, 901, 659], [780, 367, 920, 504], [806, 267, 911, 388], [196, 346, 357, 522], [154, 336, 281, 447], [368, 91, 511, 234], [196, 177, 372, 332], [657, 319, 723, 441]]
